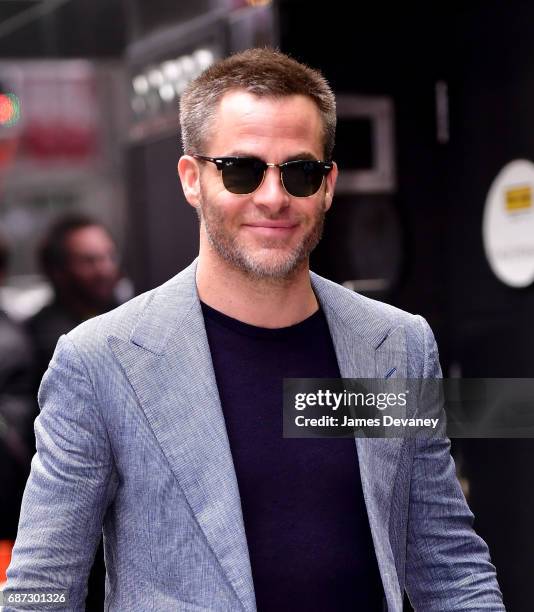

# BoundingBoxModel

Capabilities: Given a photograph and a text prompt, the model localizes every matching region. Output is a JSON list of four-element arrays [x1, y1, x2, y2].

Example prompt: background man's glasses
[[193, 155, 333, 198]]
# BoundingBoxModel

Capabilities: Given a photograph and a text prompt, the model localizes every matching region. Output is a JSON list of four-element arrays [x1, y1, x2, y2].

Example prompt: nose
[[251, 165, 290, 214], [83, 252, 118, 277]]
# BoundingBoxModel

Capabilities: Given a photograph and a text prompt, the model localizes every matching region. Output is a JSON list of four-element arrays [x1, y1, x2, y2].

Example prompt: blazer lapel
[[108, 262, 255, 612], [311, 274, 405, 606]]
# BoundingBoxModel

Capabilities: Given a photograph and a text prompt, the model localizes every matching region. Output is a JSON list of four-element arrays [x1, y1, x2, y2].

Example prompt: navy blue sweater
[[201, 302, 384, 611]]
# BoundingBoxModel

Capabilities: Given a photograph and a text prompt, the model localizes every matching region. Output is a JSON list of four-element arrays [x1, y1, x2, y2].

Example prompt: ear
[[324, 161, 338, 212], [177, 155, 201, 208]]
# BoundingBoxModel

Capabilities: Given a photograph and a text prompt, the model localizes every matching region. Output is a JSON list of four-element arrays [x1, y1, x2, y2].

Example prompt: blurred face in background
[[56, 225, 119, 310]]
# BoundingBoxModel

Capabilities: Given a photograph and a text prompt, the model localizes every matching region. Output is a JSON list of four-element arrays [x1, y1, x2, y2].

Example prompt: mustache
[[239, 205, 328, 224]]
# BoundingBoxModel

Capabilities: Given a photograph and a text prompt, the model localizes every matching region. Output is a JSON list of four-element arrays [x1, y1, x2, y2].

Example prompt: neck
[[195, 250, 319, 329]]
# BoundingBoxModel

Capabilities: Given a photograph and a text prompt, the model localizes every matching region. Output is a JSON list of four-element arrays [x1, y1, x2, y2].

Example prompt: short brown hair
[[179, 47, 336, 159]]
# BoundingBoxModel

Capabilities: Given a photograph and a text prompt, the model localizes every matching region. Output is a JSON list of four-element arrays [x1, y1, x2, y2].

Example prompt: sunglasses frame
[[192, 154, 334, 198]]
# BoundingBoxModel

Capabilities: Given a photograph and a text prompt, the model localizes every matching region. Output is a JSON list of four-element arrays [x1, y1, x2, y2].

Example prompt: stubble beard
[[197, 189, 326, 282]]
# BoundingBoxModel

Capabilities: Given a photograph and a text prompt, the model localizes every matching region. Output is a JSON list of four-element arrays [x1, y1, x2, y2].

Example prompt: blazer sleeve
[[5, 334, 117, 611], [404, 316, 505, 611]]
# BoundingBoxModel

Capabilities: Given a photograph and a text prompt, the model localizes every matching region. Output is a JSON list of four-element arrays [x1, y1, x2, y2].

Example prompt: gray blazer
[[6, 261, 504, 611]]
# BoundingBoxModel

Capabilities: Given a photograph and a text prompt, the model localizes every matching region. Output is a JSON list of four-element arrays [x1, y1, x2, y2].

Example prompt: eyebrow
[[283, 152, 320, 162], [226, 151, 321, 162]]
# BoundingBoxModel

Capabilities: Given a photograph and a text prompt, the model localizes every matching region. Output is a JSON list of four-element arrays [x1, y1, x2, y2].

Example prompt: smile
[[243, 223, 298, 236]]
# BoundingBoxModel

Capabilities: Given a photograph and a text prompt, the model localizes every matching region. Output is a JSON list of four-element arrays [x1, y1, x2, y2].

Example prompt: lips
[[242, 223, 298, 240], [243, 222, 297, 234], [243, 222, 298, 229], [246, 225, 296, 230]]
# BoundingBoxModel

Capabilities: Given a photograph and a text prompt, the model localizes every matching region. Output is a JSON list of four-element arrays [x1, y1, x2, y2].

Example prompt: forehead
[[206, 90, 324, 159], [65, 226, 114, 253]]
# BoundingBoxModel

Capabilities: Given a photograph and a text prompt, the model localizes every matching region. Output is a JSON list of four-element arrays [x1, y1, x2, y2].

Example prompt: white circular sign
[[482, 159, 534, 287]]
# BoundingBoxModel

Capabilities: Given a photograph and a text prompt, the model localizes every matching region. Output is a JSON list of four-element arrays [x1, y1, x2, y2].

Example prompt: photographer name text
[[294, 414, 440, 429]]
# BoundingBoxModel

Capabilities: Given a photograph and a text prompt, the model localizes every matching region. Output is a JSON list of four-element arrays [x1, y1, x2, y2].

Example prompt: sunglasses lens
[[221, 158, 265, 194], [282, 161, 325, 197]]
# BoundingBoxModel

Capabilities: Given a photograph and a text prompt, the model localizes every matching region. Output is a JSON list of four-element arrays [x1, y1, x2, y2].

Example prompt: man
[[7, 49, 503, 610], [26, 213, 120, 386], [0, 233, 34, 542]]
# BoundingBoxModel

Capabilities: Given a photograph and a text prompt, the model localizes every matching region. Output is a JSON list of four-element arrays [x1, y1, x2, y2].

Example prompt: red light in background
[[0, 93, 21, 126]]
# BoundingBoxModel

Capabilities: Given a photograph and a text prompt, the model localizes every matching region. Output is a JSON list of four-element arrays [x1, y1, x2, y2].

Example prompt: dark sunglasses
[[193, 154, 333, 198]]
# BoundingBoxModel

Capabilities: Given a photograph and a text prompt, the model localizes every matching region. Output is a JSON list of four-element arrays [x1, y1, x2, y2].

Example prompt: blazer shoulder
[[311, 271, 423, 330], [310, 272, 436, 375]]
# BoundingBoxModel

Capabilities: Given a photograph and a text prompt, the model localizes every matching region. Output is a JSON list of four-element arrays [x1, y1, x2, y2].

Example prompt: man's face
[[59, 225, 119, 308], [193, 91, 337, 280]]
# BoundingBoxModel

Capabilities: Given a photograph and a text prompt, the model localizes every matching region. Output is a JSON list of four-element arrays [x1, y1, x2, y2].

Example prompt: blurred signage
[[505, 185, 531, 212], [22, 68, 97, 161], [0, 62, 99, 163], [129, 47, 219, 142], [482, 159, 534, 287]]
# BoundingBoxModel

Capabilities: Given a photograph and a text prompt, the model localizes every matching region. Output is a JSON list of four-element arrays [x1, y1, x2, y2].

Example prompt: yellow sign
[[505, 185, 532, 212]]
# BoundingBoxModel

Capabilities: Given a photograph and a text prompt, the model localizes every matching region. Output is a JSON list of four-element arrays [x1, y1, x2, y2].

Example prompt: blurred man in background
[[25, 213, 120, 610], [26, 213, 120, 385], [0, 232, 34, 543]]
